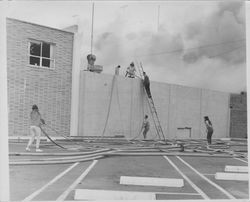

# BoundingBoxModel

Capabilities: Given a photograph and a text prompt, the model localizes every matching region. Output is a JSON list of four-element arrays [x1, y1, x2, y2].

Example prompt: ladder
[[136, 62, 166, 141]]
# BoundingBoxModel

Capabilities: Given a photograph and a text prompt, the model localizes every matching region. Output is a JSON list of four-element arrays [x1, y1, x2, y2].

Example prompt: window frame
[[28, 39, 56, 70]]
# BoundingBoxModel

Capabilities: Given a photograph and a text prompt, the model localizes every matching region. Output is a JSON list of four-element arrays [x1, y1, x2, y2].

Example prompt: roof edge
[[7, 17, 75, 35]]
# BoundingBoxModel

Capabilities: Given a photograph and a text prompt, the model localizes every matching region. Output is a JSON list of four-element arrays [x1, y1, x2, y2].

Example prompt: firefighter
[[142, 115, 150, 139], [204, 116, 214, 145], [143, 71, 152, 98], [125, 62, 136, 78], [26, 105, 45, 152], [115, 65, 121, 75]]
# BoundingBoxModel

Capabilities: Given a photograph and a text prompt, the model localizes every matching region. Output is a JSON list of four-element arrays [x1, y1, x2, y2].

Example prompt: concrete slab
[[120, 176, 184, 187], [74, 189, 156, 200], [215, 172, 248, 181]]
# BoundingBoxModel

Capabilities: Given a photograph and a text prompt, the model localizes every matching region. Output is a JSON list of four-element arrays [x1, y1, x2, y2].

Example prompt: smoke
[[179, 1, 246, 93], [146, 1, 246, 93], [92, 15, 128, 72], [87, 1, 246, 93], [182, 1, 245, 64]]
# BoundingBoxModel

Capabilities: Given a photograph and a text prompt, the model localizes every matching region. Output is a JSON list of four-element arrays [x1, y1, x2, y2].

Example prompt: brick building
[[230, 92, 247, 138], [7, 18, 74, 137]]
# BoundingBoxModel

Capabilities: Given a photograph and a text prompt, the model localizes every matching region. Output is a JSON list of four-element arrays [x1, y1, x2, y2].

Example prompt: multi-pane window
[[28, 40, 55, 69]]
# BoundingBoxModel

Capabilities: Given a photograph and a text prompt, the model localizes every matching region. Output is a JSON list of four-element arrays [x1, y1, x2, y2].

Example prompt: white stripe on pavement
[[74, 189, 156, 200], [176, 156, 236, 199], [234, 157, 248, 164], [120, 176, 184, 187], [56, 160, 98, 201], [22, 162, 79, 202], [163, 156, 209, 199]]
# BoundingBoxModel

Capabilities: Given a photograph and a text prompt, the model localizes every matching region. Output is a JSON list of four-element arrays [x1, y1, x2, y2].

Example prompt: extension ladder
[[136, 62, 166, 141]]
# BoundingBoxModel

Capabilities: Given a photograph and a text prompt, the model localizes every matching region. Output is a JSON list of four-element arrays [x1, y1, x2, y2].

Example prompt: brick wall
[[230, 92, 247, 138], [7, 18, 74, 137]]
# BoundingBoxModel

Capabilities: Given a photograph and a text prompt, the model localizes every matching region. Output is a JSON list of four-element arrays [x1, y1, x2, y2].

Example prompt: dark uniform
[[205, 119, 213, 145], [143, 74, 151, 98]]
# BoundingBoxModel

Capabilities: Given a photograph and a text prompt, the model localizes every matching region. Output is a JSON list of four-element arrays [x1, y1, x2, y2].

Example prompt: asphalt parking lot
[[9, 138, 249, 201]]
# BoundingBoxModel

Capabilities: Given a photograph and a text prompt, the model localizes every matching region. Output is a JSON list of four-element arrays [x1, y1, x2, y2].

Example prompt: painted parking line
[[163, 156, 209, 200], [234, 157, 248, 164], [176, 156, 236, 199], [22, 162, 79, 202], [56, 160, 98, 201]]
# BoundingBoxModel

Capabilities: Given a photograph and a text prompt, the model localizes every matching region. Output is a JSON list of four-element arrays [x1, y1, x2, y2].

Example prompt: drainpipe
[[70, 26, 82, 136]]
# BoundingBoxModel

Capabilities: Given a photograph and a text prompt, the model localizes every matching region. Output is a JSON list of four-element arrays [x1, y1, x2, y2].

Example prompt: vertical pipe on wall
[[77, 72, 86, 136], [246, 2, 250, 143], [0, 2, 10, 201], [130, 79, 133, 138], [227, 94, 231, 138], [167, 84, 171, 138], [70, 29, 82, 136], [199, 89, 203, 139]]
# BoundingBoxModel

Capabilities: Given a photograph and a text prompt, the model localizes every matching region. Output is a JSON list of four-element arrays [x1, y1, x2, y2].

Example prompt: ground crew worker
[[26, 105, 45, 152], [115, 65, 121, 75], [143, 71, 152, 98], [142, 115, 150, 139], [87, 54, 96, 72], [204, 116, 213, 145], [125, 62, 136, 78]]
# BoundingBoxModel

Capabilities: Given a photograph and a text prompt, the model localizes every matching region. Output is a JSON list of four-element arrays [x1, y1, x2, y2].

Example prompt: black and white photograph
[[0, 0, 249, 201]]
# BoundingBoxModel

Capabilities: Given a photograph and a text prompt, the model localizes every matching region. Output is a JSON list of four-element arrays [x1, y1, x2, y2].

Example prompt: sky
[[6, 1, 246, 93]]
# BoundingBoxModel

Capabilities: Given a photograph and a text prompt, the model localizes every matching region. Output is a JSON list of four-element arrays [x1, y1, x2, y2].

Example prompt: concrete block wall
[[78, 71, 230, 139], [7, 18, 74, 137], [78, 72, 145, 139], [230, 92, 247, 138]]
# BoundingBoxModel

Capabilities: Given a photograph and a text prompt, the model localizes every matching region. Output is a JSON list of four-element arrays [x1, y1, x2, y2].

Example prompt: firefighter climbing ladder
[[137, 62, 166, 141]]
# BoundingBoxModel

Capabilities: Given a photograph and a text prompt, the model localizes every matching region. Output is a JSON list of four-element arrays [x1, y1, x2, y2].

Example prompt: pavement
[[9, 138, 249, 201]]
